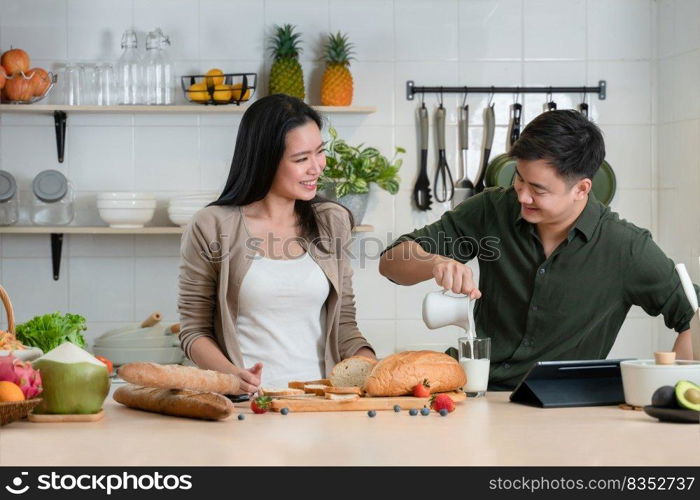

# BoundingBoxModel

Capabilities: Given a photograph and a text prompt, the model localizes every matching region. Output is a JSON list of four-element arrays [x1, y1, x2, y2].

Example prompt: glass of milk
[[458, 337, 491, 397]]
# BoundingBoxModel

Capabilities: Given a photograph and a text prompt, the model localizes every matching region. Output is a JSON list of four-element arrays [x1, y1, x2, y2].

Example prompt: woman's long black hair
[[209, 94, 352, 252]]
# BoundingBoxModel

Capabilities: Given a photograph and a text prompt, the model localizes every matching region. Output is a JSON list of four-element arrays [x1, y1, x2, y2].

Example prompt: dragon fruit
[[0, 354, 42, 399]]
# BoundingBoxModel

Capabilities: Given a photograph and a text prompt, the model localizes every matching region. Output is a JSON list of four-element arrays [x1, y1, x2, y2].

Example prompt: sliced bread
[[260, 388, 305, 397], [303, 384, 330, 396], [324, 386, 362, 395], [325, 393, 360, 401], [288, 379, 331, 390], [330, 356, 378, 388]]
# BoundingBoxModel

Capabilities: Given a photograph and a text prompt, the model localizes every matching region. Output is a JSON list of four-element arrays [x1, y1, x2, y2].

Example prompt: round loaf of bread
[[363, 351, 467, 396]]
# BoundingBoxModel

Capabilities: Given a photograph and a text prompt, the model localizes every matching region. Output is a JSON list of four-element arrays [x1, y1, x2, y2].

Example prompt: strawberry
[[430, 393, 455, 413], [250, 396, 272, 414], [412, 379, 431, 398]]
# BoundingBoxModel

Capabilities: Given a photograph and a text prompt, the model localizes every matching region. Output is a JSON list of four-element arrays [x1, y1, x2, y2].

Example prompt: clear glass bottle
[[116, 29, 143, 105], [0, 170, 19, 226], [31, 170, 74, 226], [144, 28, 174, 105]]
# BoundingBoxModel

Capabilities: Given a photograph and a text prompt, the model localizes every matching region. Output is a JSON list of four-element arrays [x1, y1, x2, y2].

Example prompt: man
[[379, 110, 696, 391]]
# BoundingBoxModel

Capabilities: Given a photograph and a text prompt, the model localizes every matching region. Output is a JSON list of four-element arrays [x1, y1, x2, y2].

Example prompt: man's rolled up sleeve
[[623, 231, 699, 332]]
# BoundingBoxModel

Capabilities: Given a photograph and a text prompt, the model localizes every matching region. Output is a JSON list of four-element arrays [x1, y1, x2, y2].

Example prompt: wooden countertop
[[1, 389, 698, 466]]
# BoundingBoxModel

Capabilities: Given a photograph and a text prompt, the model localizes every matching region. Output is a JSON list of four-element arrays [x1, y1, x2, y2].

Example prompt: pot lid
[[0, 170, 17, 202], [32, 169, 68, 203]]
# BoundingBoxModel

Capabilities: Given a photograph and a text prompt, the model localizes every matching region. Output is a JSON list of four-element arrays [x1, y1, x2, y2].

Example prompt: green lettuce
[[15, 312, 87, 353]]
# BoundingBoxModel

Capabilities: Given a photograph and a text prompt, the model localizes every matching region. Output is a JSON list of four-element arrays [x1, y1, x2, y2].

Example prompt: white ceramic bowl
[[97, 199, 157, 209], [0, 347, 43, 362], [168, 212, 193, 226], [98, 206, 155, 228], [98, 192, 155, 201], [92, 345, 185, 366], [170, 191, 218, 200], [620, 359, 700, 407], [169, 201, 210, 209]]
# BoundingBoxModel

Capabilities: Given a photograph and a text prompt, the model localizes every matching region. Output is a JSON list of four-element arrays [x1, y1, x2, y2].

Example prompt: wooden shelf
[[0, 104, 377, 114], [0, 224, 373, 234]]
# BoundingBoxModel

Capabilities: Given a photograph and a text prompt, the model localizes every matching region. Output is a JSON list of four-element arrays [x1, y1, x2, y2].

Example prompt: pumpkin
[[0, 67, 6, 90]]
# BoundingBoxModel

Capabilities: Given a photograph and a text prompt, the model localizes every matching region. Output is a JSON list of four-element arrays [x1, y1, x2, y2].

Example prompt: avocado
[[651, 385, 678, 408], [675, 380, 700, 412]]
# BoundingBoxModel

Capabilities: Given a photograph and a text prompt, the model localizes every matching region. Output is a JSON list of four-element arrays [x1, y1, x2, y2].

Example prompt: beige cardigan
[[177, 201, 374, 376]]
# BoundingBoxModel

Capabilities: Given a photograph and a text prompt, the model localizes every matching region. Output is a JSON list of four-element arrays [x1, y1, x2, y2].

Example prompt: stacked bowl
[[98, 192, 156, 228], [167, 192, 218, 226]]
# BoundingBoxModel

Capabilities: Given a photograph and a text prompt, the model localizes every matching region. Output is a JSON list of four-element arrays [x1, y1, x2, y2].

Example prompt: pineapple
[[268, 24, 305, 99], [320, 32, 354, 106]]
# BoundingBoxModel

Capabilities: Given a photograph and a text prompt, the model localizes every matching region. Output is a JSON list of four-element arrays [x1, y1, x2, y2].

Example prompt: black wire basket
[[180, 72, 256, 105]]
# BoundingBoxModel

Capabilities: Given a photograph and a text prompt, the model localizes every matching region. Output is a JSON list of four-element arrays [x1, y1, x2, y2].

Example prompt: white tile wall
[[0, 0, 669, 363], [656, 0, 700, 357]]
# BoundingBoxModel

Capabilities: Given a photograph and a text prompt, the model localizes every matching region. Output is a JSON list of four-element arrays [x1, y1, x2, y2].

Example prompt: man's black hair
[[508, 109, 606, 183]]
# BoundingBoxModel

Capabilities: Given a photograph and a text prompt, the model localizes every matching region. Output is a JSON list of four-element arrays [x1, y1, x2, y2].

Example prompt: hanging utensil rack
[[406, 80, 606, 100]]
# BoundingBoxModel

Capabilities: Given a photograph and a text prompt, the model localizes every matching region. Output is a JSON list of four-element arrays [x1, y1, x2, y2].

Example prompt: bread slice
[[260, 387, 305, 397], [288, 379, 331, 390], [325, 393, 360, 402], [303, 384, 330, 396], [330, 356, 378, 388], [324, 386, 362, 395]]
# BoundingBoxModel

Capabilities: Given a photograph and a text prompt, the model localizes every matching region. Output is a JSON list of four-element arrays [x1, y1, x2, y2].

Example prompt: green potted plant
[[318, 127, 404, 224]]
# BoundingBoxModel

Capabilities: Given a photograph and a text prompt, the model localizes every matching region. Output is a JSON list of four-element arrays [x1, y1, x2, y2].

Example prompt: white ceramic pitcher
[[422, 290, 474, 333]]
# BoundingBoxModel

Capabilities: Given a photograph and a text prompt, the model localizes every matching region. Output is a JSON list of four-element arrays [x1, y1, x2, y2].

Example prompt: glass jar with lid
[[31, 170, 75, 226], [0, 170, 19, 226]]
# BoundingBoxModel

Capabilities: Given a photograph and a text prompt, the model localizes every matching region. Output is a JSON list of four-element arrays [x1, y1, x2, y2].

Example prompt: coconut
[[32, 342, 110, 414]]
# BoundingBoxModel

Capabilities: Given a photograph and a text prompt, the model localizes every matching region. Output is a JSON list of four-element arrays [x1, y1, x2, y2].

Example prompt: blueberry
[[421, 407, 430, 416], [368, 410, 377, 418], [281, 408, 289, 415], [409, 408, 418, 416], [237, 414, 245, 421], [393, 405, 401, 412], [439, 409, 448, 417]]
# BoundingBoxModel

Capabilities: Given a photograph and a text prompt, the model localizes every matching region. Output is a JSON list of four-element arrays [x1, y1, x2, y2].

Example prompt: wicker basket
[[0, 398, 42, 426], [0, 284, 41, 425]]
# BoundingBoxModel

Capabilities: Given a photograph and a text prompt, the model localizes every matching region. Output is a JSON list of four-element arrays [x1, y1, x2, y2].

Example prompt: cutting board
[[269, 391, 466, 412], [28, 410, 104, 423]]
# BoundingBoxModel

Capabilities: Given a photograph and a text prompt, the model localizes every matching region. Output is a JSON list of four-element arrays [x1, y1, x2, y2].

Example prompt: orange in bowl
[[0, 381, 25, 402]]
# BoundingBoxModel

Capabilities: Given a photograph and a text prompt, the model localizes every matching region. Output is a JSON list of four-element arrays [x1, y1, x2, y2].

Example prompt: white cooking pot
[[620, 359, 700, 407]]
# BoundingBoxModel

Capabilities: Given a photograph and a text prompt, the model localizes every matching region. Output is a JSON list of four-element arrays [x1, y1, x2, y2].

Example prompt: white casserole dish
[[620, 359, 700, 407]]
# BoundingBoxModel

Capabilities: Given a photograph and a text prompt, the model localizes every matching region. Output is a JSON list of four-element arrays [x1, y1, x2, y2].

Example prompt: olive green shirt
[[384, 187, 697, 390]]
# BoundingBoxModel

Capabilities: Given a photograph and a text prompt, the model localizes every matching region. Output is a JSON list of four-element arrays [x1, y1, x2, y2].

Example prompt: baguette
[[363, 351, 467, 397], [288, 379, 331, 390], [118, 362, 241, 394], [113, 384, 234, 420]]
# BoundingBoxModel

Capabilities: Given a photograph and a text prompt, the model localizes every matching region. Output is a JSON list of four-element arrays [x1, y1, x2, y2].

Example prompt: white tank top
[[236, 252, 330, 387]]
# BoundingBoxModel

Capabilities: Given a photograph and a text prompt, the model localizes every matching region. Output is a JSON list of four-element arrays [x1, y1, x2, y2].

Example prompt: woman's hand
[[234, 362, 263, 394]]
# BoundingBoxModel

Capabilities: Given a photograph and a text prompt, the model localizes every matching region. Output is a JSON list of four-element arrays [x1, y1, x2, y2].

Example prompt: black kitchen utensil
[[506, 102, 522, 149], [434, 104, 454, 203], [413, 103, 432, 211], [579, 101, 589, 118], [453, 103, 474, 205], [474, 103, 495, 193]]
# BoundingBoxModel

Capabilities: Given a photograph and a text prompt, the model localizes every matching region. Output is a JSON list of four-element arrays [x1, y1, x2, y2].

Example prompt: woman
[[178, 94, 376, 394]]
